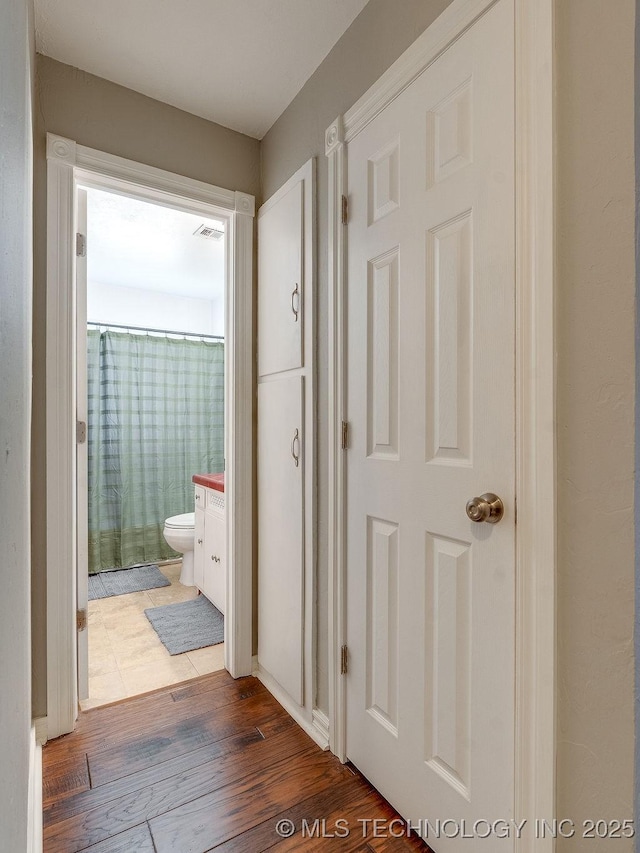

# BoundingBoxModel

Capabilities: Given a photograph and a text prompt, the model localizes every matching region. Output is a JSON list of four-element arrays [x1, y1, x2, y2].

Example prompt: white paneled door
[[345, 0, 516, 847]]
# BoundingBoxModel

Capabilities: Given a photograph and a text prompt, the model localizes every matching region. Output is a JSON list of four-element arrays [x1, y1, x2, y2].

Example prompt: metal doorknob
[[466, 493, 504, 524]]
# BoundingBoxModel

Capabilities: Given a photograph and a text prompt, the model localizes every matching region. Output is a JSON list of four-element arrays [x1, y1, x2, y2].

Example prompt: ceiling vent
[[194, 223, 224, 240]]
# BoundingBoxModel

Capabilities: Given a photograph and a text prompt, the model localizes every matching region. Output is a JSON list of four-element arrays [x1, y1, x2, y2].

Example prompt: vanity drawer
[[194, 485, 206, 507]]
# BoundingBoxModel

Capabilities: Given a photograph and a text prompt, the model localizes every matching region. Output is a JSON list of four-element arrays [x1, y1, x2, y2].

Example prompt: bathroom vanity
[[192, 473, 225, 614]]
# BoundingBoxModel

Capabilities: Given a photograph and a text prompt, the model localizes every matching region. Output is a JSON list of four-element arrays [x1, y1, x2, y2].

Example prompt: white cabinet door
[[193, 499, 205, 592], [203, 510, 226, 614], [258, 180, 303, 377], [258, 375, 304, 706]]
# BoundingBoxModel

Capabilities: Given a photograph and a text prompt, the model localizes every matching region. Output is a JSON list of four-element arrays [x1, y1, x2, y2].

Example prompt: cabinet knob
[[197, 538, 203, 545], [211, 555, 221, 563]]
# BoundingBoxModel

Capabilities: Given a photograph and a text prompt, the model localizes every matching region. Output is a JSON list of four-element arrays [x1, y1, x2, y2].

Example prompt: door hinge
[[340, 644, 349, 675], [76, 420, 87, 444], [76, 609, 87, 632], [76, 232, 86, 258], [341, 194, 348, 225], [341, 420, 350, 450]]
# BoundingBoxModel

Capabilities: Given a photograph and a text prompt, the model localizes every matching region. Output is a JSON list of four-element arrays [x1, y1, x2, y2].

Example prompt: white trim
[[225, 202, 254, 678], [325, 0, 556, 847], [34, 716, 48, 747], [311, 709, 330, 748], [46, 139, 79, 739], [27, 725, 43, 853], [513, 0, 556, 847], [253, 659, 329, 751], [325, 115, 347, 761], [45, 135, 255, 736]]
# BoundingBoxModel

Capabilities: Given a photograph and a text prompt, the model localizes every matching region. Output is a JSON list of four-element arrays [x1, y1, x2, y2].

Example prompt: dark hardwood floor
[[43, 669, 430, 852]]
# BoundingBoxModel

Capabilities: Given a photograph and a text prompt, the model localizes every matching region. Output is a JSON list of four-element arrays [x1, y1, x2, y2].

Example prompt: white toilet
[[162, 512, 195, 586]]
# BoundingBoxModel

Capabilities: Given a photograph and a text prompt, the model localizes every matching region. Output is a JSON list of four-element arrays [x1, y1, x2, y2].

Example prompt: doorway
[[45, 136, 254, 738], [78, 185, 228, 708]]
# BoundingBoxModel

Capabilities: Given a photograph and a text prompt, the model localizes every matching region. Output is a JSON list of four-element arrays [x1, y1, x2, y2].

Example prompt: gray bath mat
[[88, 564, 171, 600], [144, 595, 224, 655]]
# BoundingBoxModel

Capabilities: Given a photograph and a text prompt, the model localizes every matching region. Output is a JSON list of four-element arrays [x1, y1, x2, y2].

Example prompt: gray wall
[[262, 0, 637, 835], [32, 55, 261, 716], [555, 1, 635, 843], [0, 0, 34, 847], [261, 0, 453, 714], [636, 0, 640, 843]]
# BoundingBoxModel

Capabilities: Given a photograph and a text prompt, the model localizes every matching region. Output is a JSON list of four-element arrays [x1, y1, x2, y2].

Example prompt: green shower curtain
[[87, 329, 224, 573]]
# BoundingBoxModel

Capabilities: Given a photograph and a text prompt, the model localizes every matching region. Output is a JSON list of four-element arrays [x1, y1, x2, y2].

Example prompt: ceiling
[[85, 187, 226, 301], [34, 0, 369, 139]]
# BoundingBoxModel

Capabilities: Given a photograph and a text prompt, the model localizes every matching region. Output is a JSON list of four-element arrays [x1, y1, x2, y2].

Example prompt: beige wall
[[32, 55, 261, 716], [262, 0, 636, 833], [1, 0, 34, 846], [555, 0, 635, 842], [261, 0, 454, 715]]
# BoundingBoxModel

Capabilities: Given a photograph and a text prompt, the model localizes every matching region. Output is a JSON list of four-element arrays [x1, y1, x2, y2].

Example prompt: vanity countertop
[[192, 473, 225, 492]]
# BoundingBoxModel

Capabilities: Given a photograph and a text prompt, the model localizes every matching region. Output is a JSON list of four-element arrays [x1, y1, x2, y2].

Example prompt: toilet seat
[[164, 512, 195, 529]]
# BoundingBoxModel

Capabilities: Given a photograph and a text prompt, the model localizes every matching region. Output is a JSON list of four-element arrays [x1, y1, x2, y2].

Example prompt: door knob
[[466, 493, 504, 524]]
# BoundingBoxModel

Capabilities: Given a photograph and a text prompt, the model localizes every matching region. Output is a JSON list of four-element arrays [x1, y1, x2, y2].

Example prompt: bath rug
[[88, 564, 171, 600], [144, 595, 224, 655]]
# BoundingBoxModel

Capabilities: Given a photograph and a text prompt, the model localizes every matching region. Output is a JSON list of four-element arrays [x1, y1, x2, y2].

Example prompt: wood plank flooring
[[43, 670, 431, 852]]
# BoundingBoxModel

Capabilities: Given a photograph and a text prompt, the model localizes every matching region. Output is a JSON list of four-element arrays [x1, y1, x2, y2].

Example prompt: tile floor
[[82, 561, 225, 710]]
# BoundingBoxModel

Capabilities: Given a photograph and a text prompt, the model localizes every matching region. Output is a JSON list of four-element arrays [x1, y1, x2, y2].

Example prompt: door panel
[[258, 181, 303, 377], [258, 376, 304, 706], [346, 0, 516, 845]]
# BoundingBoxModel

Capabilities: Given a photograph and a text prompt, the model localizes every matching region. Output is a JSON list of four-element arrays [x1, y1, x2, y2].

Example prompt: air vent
[[194, 223, 224, 241]]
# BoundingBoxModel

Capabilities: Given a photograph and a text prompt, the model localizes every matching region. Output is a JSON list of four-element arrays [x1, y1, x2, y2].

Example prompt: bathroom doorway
[[77, 185, 229, 708], [43, 137, 255, 738]]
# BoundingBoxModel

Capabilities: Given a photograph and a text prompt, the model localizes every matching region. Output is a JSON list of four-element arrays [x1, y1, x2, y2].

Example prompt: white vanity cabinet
[[193, 484, 226, 614]]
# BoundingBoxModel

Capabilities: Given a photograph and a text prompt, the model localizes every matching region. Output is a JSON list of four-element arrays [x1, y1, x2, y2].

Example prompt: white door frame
[[45, 134, 255, 739], [325, 0, 555, 846]]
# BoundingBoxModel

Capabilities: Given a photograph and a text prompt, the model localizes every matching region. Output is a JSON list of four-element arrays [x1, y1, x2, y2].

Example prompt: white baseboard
[[312, 709, 330, 745], [253, 658, 329, 751], [27, 724, 43, 853], [34, 716, 48, 746]]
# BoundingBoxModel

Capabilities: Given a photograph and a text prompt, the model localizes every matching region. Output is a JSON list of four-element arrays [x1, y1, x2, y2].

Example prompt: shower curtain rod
[[87, 321, 224, 341]]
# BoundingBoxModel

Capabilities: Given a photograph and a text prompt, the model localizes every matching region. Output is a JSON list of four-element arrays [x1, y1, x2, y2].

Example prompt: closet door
[[258, 375, 304, 706], [258, 180, 303, 377]]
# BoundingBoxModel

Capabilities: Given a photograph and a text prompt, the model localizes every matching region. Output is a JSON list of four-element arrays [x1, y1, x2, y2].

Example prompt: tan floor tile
[[87, 559, 223, 705], [97, 589, 154, 615], [101, 606, 158, 635], [88, 610, 104, 631], [119, 655, 198, 696], [109, 633, 170, 669], [158, 561, 182, 581], [88, 647, 119, 678], [88, 623, 111, 653], [186, 643, 225, 676], [145, 583, 198, 607], [81, 670, 126, 710]]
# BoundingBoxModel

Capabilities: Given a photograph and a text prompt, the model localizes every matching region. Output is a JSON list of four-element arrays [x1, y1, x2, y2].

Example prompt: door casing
[[325, 0, 555, 846], [45, 134, 255, 738]]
